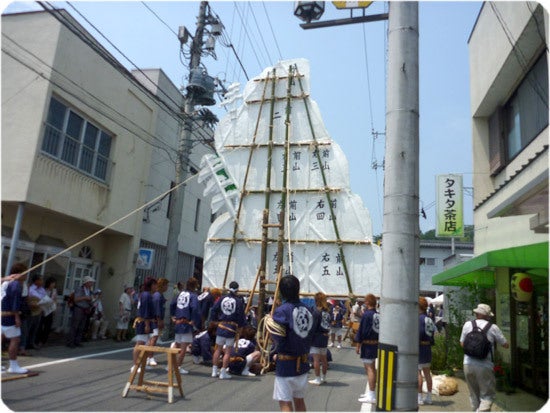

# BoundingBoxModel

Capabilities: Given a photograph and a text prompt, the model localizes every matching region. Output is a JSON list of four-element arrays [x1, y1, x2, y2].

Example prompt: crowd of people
[[2, 265, 508, 412]]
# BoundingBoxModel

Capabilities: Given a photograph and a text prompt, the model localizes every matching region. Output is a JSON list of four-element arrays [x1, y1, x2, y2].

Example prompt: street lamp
[[293, 1, 325, 23]]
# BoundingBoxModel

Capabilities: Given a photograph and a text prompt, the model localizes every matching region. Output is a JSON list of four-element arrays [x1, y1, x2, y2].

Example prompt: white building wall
[[1, 10, 159, 330], [469, 3, 548, 254]]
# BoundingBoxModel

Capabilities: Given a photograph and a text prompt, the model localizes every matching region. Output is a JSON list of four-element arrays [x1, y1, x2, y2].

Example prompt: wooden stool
[[121, 345, 183, 403]]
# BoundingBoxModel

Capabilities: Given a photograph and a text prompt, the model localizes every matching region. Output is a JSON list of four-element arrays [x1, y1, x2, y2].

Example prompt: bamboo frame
[[209, 237, 372, 245]]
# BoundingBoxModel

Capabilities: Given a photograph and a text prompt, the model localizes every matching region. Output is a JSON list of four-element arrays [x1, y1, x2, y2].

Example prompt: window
[[41, 97, 112, 182], [489, 54, 548, 175], [194, 199, 201, 232]]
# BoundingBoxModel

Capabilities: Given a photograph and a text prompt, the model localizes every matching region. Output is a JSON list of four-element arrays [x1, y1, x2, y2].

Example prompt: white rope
[[18, 173, 198, 277]]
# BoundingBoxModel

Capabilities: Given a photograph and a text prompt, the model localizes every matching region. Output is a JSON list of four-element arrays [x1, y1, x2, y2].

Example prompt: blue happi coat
[[191, 329, 214, 362], [311, 307, 330, 348], [355, 308, 379, 359], [1, 281, 23, 327], [228, 337, 257, 374], [210, 292, 245, 338], [272, 300, 314, 377], [135, 291, 155, 334], [170, 290, 200, 334]]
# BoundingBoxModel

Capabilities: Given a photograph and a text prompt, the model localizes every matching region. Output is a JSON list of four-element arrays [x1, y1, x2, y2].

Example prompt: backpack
[[463, 320, 492, 359]]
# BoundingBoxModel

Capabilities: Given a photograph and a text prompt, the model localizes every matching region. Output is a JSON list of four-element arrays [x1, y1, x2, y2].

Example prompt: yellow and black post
[[376, 343, 398, 411]]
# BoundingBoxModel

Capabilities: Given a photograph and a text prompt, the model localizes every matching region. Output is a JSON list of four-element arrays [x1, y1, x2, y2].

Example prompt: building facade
[[433, 2, 548, 398], [1, 10, 215, 334], [419, 240, 473, 296]]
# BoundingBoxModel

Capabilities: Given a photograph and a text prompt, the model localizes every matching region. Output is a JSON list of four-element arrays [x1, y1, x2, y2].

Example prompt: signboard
[[435, 174, 464, 237], [136, 248, 154, 270], [332, 1, 373, 9]]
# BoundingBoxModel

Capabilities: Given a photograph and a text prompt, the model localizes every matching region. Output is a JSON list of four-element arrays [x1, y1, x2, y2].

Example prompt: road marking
[[24, 347, 132, 369]]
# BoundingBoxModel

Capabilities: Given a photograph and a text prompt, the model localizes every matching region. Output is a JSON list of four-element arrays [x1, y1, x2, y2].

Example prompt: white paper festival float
[[199, 59, 381, 298]]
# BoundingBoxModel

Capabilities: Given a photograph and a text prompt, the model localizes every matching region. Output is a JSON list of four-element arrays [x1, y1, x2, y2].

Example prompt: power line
[[140, 1, 179, 39], [232, 1, 263, 72], [43, 2, 218, 148], [247, 2, 273, 65], [2, 32, 212, 169], [490, 2, 548, 109], [262, 2, 283, 61]]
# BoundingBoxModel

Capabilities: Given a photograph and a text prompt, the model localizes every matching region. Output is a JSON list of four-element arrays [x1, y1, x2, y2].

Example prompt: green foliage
[[419, 226, 474, 242], [431, 284, 494, 372]]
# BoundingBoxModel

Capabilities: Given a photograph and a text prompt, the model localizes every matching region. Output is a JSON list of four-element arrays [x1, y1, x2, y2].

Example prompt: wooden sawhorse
[[121, 345, 183, 403]]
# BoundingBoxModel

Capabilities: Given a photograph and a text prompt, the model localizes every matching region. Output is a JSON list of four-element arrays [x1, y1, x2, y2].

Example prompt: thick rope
[[14, 173, 197, 277]]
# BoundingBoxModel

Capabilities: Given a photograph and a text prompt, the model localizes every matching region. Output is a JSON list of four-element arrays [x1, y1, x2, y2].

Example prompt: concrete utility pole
[[165, 1, 208, 287], [379, 2, 419, 410]]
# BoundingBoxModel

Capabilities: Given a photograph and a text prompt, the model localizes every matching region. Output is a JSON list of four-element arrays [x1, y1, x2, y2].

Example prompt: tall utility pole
[[165, 1, 208, 287], [379, 2, 419, 410]]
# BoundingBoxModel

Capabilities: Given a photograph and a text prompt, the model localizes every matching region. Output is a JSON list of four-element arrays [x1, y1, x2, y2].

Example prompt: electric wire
[[262, 2, 283, 61], [525, 2, 548, 51], [140, 1, 179, 39], [233, 1, 263, 72], [248, 2, 273, 65], [16, 171, 200, 278], [2, 33, 211, 170], [490, 2, 548, 108], [49, 1, 218, 145]]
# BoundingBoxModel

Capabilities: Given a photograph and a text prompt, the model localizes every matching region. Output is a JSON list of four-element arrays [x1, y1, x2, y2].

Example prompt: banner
[[435, 174, 464, 237]]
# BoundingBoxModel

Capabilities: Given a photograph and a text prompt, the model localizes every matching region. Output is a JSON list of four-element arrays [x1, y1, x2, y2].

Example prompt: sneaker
[[7, 366, 28, 374], [308, 377, 322, 385], [219, 368, 232, 379], [179, 367, 189, 375], [328, 342, 334, 347], [321, 375, 326, 383], [423, 394, 433, 405], [148, 357, 158, 366], [241, 367, 256, 377], [358, 395, 376, 404], [192, 355, 201, 364], [211, 367, 219, 377], [337, 344, 342, 349], [130, 365, 142, 374], [418, 395, 424, 406]]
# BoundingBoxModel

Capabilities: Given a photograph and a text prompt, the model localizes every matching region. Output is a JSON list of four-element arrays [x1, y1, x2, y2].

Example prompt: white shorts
[[418, 362, 431, 370], [362, 358, 375, 365], [175, 333, 193, 344], [135, 334, 151, 343], [310, 346, 327, 355], [216, 335, 235, 347], [273, 373, 308, 401], [1, 325, 21, 339], [330, 327, 343, 336], [151, 328, 160, 337]]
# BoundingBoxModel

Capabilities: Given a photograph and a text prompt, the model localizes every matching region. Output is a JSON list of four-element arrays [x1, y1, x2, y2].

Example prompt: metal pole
[[5, 202, 25, 275], [379, 2, 419, 410], [164, 2, 208, 338]]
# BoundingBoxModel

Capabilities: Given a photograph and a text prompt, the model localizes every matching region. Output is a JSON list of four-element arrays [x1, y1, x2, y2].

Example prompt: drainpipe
[[5, 202, 25, 276]]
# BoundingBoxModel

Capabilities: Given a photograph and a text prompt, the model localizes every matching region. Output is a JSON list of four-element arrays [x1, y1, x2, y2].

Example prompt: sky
[[2, 0, 481, 236]]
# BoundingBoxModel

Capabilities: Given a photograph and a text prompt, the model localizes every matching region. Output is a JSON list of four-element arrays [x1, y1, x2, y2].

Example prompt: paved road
[[2, 339, 368, 411], [5, 338, 540, 411]]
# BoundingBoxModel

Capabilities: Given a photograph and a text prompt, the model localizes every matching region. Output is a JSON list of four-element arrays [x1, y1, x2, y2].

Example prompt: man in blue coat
[[271, 275, 314, 411], [210, 281, 245, 379]]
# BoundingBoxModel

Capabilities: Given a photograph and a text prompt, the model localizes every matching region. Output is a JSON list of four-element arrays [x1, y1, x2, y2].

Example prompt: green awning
[[432, 242, 549, 287]]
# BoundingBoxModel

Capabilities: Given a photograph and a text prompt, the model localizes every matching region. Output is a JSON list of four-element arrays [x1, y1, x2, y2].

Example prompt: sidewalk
[[359, 369, 547, 412]]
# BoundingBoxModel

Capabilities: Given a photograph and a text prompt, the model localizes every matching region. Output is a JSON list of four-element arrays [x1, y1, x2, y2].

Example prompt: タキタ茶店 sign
[[436, 174, 464, 237]]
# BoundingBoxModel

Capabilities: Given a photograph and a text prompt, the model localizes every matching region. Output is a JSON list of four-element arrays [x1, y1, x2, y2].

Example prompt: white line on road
[[24, 347, 132, 370]]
